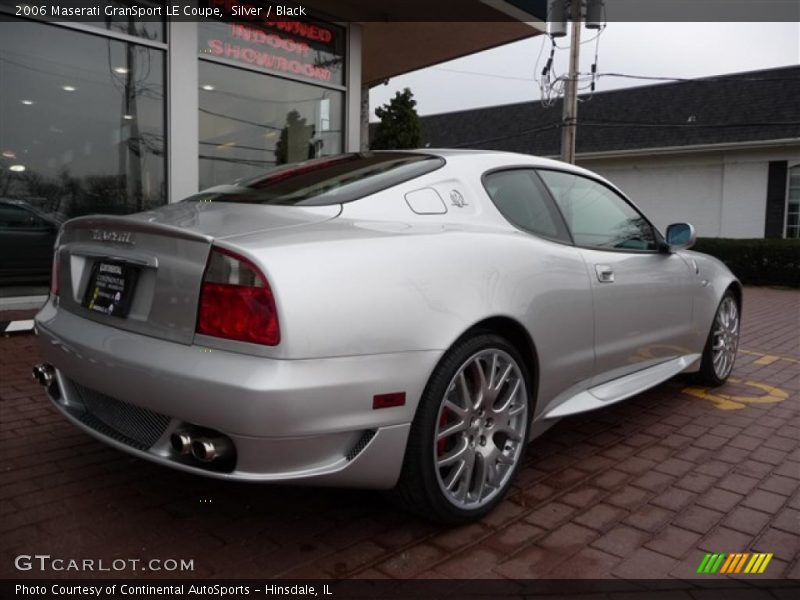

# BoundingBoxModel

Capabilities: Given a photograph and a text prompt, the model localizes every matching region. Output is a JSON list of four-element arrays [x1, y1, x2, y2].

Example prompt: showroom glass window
[[538, 170, 658, 251], [197, 16, 345, 190], [0, 18, 166, 287]]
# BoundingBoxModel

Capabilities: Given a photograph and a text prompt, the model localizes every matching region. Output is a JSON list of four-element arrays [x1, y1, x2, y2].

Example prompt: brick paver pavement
[[1, 287, 798, 579]]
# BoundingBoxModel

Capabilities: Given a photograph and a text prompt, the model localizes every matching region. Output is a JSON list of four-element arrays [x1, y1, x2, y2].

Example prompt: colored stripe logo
[[697, 552, 773, 574]]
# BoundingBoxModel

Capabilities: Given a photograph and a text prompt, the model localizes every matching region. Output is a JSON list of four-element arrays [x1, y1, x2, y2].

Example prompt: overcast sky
[[369, 22, 800, 119]]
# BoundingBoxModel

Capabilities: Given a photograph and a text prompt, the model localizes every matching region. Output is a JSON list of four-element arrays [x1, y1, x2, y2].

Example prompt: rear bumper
[[35, 301, 441, 488]]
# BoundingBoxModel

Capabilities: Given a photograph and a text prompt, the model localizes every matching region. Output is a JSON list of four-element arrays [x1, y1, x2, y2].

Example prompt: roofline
[[557, 137, 800, 161]]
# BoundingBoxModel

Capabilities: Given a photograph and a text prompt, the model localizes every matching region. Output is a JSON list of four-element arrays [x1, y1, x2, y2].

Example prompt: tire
[[694, 290, 740, 387], [393, 332, 533, 524]]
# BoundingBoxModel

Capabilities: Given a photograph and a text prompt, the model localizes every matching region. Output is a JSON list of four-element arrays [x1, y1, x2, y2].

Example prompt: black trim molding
[[764, 161, 788, 238]]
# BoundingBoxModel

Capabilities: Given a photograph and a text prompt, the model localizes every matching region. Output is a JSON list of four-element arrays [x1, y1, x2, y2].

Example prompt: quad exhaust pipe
[[32, 363, 55, 387], [170, 431, 194, 456], [191, 436, 234, 463], [170, 430, 233, 463], [31, 365, 233, 466]]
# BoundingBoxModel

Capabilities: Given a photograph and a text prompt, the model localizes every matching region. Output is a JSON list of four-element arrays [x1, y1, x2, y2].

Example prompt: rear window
[[185, 152, 445, 206]]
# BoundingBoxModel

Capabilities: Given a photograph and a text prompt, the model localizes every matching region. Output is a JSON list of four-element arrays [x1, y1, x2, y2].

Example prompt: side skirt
[[542, 354, 701, 420]]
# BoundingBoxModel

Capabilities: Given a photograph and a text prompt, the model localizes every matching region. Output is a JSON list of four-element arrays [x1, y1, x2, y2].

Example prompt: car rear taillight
[[196, 247, 280, 346], [50, 248, 60, 297]]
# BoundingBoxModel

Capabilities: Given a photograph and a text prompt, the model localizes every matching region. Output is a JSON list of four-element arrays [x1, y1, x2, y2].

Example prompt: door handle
[[595, 264, 615, 283]]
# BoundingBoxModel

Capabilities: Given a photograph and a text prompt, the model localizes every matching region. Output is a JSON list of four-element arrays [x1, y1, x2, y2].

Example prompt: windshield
[[185, 152, 445, 206]]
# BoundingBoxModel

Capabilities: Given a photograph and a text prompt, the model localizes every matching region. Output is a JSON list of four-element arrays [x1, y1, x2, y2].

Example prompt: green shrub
[[692, 238, 799, 288]]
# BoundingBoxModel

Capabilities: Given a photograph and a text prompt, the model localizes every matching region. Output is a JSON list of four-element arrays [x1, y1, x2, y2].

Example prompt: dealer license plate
[[82, 260, 139, 318]]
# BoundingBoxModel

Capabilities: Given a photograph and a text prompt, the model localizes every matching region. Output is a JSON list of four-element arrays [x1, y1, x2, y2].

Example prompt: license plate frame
[[82, 260, 140, 318]]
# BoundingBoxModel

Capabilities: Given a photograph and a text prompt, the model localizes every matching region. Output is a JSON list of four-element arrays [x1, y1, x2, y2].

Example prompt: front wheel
[[695, 291, 740, 386], [393, 333, 532, 524]]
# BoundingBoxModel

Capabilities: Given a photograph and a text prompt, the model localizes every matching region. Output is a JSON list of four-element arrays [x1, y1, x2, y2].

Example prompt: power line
[[450, 122, 561, 147], [593, 72, 800, 83], [431, 66, 536, 82], [427, 66, 799, 86]]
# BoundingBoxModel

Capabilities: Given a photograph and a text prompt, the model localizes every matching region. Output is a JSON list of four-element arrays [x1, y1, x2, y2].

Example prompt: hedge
[[692, 238, 800, 288]]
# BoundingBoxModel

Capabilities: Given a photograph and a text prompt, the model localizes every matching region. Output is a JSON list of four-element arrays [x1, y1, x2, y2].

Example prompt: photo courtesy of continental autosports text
[[15, 583, 331, 597], [1, 0, 798, 598]]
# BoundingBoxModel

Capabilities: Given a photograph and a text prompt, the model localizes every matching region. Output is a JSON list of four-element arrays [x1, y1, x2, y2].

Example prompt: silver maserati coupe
[[33, 150, 740, 523]]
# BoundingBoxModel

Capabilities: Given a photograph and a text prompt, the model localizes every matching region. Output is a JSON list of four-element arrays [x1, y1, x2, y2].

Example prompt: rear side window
[[185, 152, 445, 206], [538, 170, 658, 251], [483, 169, 570, 242]]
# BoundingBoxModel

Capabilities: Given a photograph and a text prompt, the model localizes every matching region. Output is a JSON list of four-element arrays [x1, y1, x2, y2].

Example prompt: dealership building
[[419, 65, 800, 240], [0, 0, 544, 302]]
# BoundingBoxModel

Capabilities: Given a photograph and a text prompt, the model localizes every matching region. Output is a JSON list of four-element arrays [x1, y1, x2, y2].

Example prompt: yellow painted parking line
[[682, 377, 789, 411], [740, 348, 800, 364], [753, 355, 781, 366]]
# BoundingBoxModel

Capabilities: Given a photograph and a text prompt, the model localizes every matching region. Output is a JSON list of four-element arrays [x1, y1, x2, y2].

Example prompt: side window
[[0, 205, 48, 230], [538, 170, 657, 251], [483, 169, 570, 242]]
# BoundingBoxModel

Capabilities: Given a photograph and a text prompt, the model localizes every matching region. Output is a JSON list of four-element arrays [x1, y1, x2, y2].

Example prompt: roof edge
[[562, 137, 800, 161]]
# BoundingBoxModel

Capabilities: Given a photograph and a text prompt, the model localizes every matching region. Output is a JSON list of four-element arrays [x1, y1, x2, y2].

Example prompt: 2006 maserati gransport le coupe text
[[33, 150, 741, 523]]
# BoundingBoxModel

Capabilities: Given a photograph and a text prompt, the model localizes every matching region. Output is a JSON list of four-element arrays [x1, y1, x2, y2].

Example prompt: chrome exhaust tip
[[191, 436, 233, 463], [170, 431, 194, 455], [32, 363, 55, 387]]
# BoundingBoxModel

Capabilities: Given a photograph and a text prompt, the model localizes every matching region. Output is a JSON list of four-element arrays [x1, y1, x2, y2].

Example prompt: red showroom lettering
[[209, 0, 333, 44], [266, 20, 332, 44], [230, 23, 311, 56], [207, 39, 332, 82]]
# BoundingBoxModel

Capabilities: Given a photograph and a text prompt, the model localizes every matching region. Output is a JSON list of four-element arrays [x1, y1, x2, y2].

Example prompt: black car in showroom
[[0, 198, 62, 286]]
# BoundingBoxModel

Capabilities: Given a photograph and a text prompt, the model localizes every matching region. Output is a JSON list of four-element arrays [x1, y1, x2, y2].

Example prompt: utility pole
[[560, 0, 582, 164]]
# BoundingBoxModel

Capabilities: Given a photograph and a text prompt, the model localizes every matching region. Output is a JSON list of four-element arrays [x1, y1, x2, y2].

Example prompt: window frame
[[785, 163, 800, 239], [534, 167, 666, 254], [480, 166, 574, 246]]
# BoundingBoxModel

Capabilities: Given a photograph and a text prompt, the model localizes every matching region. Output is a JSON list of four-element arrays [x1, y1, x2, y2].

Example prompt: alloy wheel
[[711, 296, 739, 380], [433, 348, 528, 509]]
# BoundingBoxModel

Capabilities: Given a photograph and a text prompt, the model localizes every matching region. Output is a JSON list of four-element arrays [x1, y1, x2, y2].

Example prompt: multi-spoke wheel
[[393, 333, 532, 523], [434, 349, 528, 509], [695, 291, 740, 386]]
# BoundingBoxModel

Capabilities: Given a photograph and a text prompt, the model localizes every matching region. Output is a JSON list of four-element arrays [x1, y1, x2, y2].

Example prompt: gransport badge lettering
[[91, 230, 135, 244]]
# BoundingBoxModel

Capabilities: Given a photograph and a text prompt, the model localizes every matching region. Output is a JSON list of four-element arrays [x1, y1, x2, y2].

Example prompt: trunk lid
[[56, 203, 340, 344]]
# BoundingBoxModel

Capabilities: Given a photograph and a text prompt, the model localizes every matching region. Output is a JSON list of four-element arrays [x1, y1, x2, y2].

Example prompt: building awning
[[360, 20, 543, 85], [305, 0, 547, 85]]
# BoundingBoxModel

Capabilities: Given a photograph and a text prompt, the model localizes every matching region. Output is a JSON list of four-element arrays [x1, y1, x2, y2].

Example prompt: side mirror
[[664, 222, 696, 251]]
